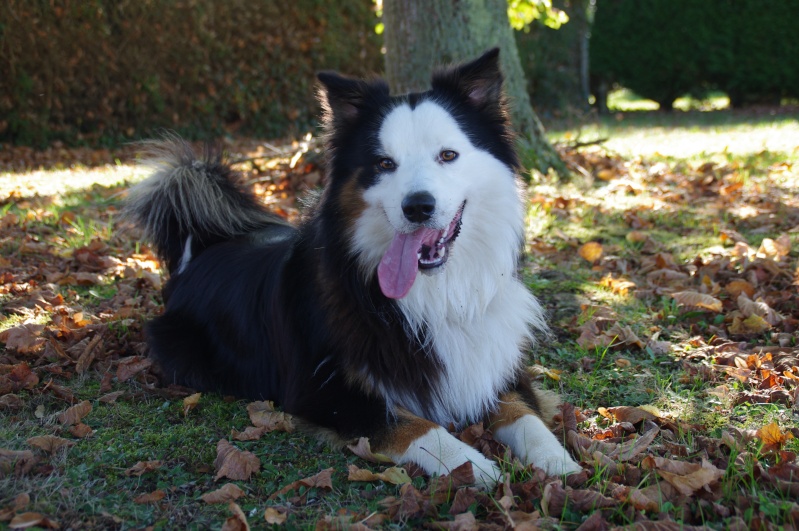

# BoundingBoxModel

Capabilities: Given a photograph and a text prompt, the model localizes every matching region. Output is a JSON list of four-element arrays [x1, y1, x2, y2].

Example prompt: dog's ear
[[431, 48, 504, 108], [317, 72, 390, 124]]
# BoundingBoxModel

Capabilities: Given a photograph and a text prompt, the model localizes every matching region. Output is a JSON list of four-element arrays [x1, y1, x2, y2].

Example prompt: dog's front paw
[[493, 414, 582, 477], [393, 426, 501, 489], [534, 448, 582, 477]]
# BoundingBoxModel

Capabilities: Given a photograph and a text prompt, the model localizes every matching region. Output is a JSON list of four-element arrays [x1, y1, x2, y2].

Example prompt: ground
[[1, 106, 798, 530]]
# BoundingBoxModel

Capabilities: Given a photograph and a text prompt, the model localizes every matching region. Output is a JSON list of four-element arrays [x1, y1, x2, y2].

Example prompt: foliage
[[507, 0, 569, 31], [590, 0, 799, 110], [0, 0, 381, 147]]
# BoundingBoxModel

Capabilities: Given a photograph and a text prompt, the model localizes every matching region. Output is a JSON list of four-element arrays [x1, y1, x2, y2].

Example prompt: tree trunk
[[382, 0, 566, 176]]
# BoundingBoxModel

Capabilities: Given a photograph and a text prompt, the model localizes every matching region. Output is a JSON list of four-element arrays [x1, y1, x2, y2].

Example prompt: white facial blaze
[[351, 99, 547, 426]]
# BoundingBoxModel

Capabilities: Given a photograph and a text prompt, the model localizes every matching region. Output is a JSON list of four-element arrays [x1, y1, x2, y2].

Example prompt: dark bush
[[0, 0, 381, 146], [590, 0, 799, 109]]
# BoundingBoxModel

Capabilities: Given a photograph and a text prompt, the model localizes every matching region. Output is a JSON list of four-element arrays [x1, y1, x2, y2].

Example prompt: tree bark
[[382, 0, 566, 176]]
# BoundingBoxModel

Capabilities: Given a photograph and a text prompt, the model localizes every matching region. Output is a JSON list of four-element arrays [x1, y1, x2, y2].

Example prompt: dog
[[126, 48, 580, 487]]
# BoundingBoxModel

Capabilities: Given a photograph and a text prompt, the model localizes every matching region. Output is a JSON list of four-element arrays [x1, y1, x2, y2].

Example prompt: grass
[[2, 101, 799, 528]]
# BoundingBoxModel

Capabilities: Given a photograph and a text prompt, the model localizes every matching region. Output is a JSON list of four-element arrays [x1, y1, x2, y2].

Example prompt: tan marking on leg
[[374, 409, 438, 456], [487, 391, 535, 430]]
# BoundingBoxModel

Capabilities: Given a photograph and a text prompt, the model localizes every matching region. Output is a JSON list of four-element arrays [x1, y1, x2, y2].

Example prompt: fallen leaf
[[57, 400, 91, 426], [603, 406, 656, 425], [0, 449, 37, 477], [116, 356, 153, 382], [183, 392, 201, 416], [134, 489, 165, 504], [98, 391, 125, 403], [757, 422, 794, 453], [26, 436, 75, 454], [246, 401, 294, 432], [263, 507, 288, 525], [0, 324, 46, 353], [125, 460, 162, 476], [449, 487, 479, 515], [68, 423, 93, 438], [347, 464, 411, 485], [215, 439, 261, 481], [75, 335, 103, 374], [269, 468, 334, 500], [672, 291, 722, 312], [347, 437, 392, 463], [429, 511, 478, 530], [8, 512, 59, 529], [737, 293, 783, 325], [0, 363, 40, 394], [0, 394, 24, 411], [725, 279, 755, 298], [578, 242, 603, 263], [201, 483, 246, 504], [643, 456, 724, 496], [728, 314, 771, 335], [232, 426, 268, 441]]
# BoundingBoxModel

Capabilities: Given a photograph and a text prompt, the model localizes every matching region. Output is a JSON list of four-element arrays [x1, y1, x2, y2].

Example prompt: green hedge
[[0, 0, 381, 146], [590, 0, 799, 109]]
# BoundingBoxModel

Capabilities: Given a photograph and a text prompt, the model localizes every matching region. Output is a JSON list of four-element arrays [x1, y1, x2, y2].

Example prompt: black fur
[[126, 49, 535, 444]]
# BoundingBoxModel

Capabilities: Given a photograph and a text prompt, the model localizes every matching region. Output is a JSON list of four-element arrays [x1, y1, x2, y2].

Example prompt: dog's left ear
[[317, 72, 390, 125], [431, 48, 504, 109]]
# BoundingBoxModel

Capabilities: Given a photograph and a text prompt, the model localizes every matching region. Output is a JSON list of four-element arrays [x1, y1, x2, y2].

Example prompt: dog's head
[[317, 49, 524, 303]]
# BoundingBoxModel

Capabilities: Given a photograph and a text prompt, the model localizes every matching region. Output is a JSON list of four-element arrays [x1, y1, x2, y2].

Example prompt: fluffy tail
[[125, 136, 286, 274]]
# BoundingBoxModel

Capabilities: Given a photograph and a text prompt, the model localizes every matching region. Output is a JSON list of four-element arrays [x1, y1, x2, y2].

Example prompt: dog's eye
[[378, 158, 396, 171], [440, 150, 458, 162]]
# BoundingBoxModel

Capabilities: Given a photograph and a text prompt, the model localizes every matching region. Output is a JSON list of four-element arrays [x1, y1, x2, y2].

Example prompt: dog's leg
[[376, 410, 502, 489], [488, 391, 581, 476]]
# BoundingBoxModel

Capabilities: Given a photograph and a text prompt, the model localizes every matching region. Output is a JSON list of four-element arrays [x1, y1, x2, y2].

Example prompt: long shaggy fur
[[124, 49, 580, 486], [126, 137, 289, 273]]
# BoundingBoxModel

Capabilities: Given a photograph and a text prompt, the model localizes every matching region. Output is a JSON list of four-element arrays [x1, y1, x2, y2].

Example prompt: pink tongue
[[378, 227, 438, 299]]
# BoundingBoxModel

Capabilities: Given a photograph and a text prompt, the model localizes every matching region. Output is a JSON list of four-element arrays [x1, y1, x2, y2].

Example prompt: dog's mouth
[[377, 203, 465, 299]]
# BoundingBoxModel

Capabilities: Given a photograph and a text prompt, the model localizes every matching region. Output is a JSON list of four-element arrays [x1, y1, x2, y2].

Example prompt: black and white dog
[[126, 49, 580, 486]]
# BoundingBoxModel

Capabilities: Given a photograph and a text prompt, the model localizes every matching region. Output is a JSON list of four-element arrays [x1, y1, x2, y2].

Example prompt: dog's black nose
[[402, 192, 436, 223]]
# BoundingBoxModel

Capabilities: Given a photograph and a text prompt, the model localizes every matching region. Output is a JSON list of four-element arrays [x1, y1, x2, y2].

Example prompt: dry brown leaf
[[578, 241, 603, 263], [568, 488, 617, 512], [125, 460, 163, 476], [540, 481, 567, 517], [26, 436, 75, 454], [231, 426, 268, 441], [449, 487, 479, 515], [725, 279, 755, 298], [0, 394, 24, 411], [347, 464, 411, 485], [8, 512, 59, 529], [644, 456, 724, 496], [757, 422, 794, 452], [263, 507, 288, 525], [0, 449, 37, 477], [222, 502, 250, 531], [0, 324, 46, 353], [672, 291, 722, 312], [183, 392, 201, 416], [737, 293, 783, 325], [603, 406, 656, 425], [347, 437, 392, 463], [246, 401, 294, 433], [98, 391, 125, 403], [57, 400, 91, 426], [116, 356, 153, 382], [0, 363, 39, 395], [68, 423, 93, 438], [75, 334, 103, 375], [728, 314, 771, 335], [201, 483, 246, 504], [269, 468, 334, 500], [215, 439, 261, 481], [134, 489, 166, 504]]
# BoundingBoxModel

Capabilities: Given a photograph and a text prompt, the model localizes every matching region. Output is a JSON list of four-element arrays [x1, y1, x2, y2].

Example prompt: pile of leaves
[[1, 138, 799, 529]]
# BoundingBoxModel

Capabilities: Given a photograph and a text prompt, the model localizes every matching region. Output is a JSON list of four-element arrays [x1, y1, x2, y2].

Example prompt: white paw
[[494, 414, 582, 477], [393, 426, 501, 489], [534, 449, 582, 477]]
